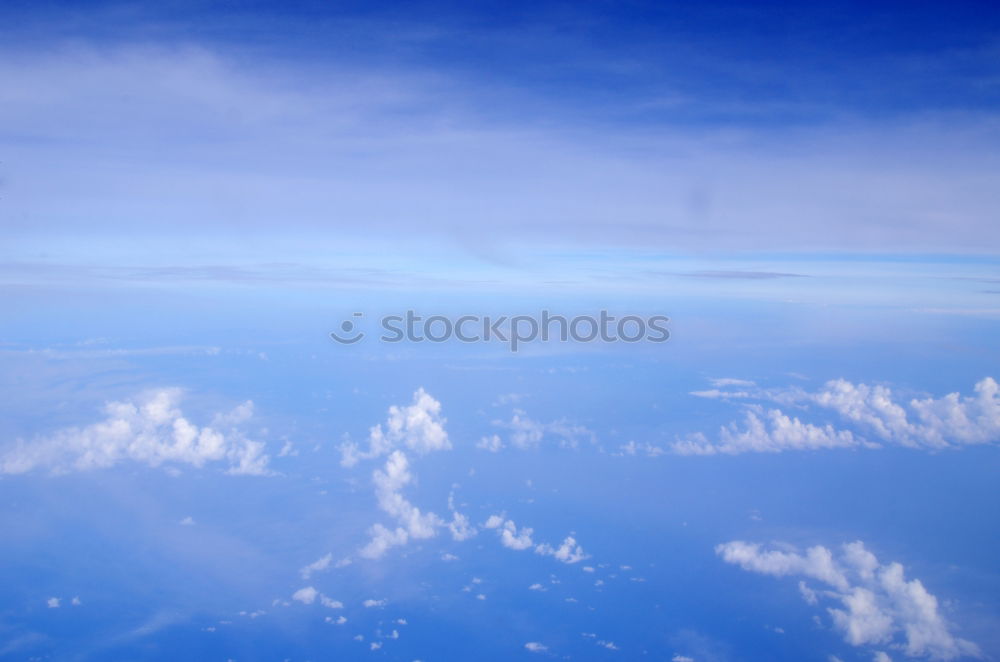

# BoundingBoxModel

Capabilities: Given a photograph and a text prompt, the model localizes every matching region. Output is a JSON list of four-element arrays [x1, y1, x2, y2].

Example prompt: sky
[[1, 2, 999, 661]]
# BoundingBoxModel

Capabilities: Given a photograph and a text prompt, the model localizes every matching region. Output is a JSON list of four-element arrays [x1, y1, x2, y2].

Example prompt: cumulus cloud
[[484, 516, 534, 550], [339, 388, 449, 467], [489, 410, 594, 450], [525, 642, 548, 652], [291, 587, 318, 605], [672, 406, 867, 455], [536, 536, 589, 564], [0, 389, 269, 475], [716, 540, 980, 660], [344, 389, 475, 559], [359, 450, 444, 558], [484, 516, 588, 563], [685, 377, 1000, 454], [300, 553, 333, 579], [807, 378, 1000, 449], [476, 434, 504, 452]]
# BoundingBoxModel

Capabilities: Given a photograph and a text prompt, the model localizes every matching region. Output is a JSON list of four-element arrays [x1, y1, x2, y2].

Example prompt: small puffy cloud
[[672, 656, 695, 662], [536, 536, 588, 564], [717, 540, 980, 660], [339, 388, 449, 467], [370, 642, 382, 650], [491, 410, 594, 450], [363, 599, 386, 608], [179, 516, 195, 526], [441, 553, 459, 561], [360, 450, 445, 559], [325, 615, 347, 625], [71, 596, 81, 606], [525, 642, 548, 653], [873, 653, 893, 662], [598, 640, 619, 650], [292, 587, 318, 605], [47, 597, 60, 608], [476, 434, 504, 452], [448, 510, 476, 541], [300, 553, 332, 579], [0, 389, 269, 475], [528, 583, 546, 591], [319, 595, 343, 609], [486, 517, 534, 550], [352, 391, 474, 560], [673, 407, 866, 455]]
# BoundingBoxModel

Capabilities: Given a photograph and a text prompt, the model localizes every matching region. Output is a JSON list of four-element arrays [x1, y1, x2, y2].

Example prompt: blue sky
[[1, 2, 1000, 661]]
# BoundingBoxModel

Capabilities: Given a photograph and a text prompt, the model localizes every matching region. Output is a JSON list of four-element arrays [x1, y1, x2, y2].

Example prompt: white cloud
[[525, 642, 548, 653], [179, 516, 195, 526], [673, 406, 866, 455], [617, 441, 666, 457], [476, 434, 504, 452], [71, 597, 81, 606], [536, 536, 588, 564], [339, 388, 449, 467], [711, 378, 757, 388], [448, 510, 477, 541], [717, 540, 981, 660], [292, 587, 318, 605], [672, 656, 695, 662], [348, 390, 475, 560], [300, 553, 333, 579], [363, 599, 386, 608], [360, 450, 444, 559], [319, 595, 343, 609], [809, 378, 1000, 449], [484, 516, 535, 550], [491, 410, 594, 450], [686, 377, 1000, 454], [598, 640, 619, 650], [0, 389, 269, 475], [47, 597, 60, 608]]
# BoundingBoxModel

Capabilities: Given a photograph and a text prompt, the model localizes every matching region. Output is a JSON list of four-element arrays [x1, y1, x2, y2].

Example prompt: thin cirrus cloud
[[717, 540, 980, 660], [0, 389, 270, 475], [1, 41, 1000, 258], [675, 377, 1000, 455]]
